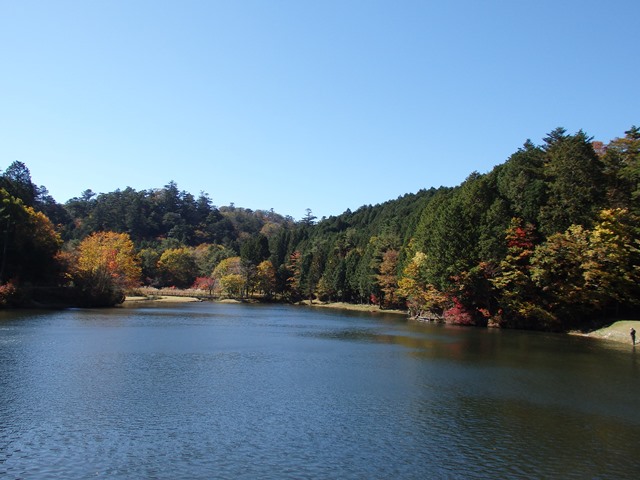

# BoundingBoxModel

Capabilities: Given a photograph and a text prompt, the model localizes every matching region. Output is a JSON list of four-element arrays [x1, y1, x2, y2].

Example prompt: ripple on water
[[1, 305, 639, 479]]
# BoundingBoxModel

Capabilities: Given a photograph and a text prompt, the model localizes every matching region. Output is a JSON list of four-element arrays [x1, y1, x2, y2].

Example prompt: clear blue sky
[[1, 0, 638, 220]]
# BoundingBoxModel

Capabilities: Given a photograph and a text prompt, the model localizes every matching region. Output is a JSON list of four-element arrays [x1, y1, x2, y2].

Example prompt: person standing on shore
[[631, 327, 636, 346]]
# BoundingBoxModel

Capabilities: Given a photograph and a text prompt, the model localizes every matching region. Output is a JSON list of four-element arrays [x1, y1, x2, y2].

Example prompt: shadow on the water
[[303, 320, 637, 368]]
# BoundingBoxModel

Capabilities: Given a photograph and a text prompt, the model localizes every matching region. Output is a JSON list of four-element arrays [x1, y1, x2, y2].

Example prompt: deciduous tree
[[73, 231, 141, 306], [76, 231, 141, 289], [376, 249, 400, 308], [213, 256, 245, 297], [530, 225, 591, 327], [192, 276, 218, 296], [255, 260, 276, 298], [491, 218, 554, 328], [398, 252, 447, 318], [157, 247, 198, 288], [582, 208, 640, 310]]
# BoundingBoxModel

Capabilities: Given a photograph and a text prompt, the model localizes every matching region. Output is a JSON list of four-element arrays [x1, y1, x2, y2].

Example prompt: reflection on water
[[1, 303, 639, 479]]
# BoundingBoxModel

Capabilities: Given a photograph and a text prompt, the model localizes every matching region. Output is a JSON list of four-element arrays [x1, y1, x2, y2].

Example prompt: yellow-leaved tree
[[73, 231, 141, 306], [213, 256, 244, 298], [398, 252, 447, 319], [255, 260, 276, 298]]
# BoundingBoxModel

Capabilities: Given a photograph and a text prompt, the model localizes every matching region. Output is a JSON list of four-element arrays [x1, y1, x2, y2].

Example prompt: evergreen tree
[[496, 140, 547, 226], [602, 126, 640, 214], [0, 161, 37, 206], [539, 129, 605, 235]]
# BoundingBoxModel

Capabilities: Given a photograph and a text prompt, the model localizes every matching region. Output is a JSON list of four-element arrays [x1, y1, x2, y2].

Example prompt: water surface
[[1, 303, 639, 479]]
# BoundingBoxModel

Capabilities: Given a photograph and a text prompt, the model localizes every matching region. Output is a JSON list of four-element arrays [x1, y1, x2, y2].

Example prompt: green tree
[[139, 247, 161, 285], [539, 129, 605, 235], [496, 141, 547, 225], [415, 185, 478, 290], [353, 248, 376, 304], [240, 234, 270, 265], [601, 126, 640, 214], [0, 190, 27, 283], [192, 243, 236, 277], [317, 253, 347, 302], [302, 242, 329, 303], [301, 208, 317, 226], [1, 189, 62, 285], [344, 249, 362, 302], [0, 161, 37, 206], [157, 247, 198, 288]]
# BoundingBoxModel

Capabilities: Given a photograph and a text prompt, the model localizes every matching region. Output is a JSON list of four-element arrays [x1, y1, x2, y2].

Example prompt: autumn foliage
[[2, 127, 639, 323], [72, 232, 141, 306]]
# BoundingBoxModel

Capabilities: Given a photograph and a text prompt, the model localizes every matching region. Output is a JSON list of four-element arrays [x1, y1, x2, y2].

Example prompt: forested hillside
[[1, 126, 638, 330]]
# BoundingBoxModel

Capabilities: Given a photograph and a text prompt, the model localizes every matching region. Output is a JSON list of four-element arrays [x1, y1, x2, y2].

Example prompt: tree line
[[1, 126, 638, 330]]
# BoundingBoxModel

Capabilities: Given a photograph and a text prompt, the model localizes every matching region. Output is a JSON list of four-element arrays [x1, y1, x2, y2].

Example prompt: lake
[[1, 303, 639, 479]]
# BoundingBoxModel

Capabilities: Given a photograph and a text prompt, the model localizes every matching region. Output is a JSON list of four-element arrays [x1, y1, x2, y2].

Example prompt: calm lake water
[[1, 303, 639, 479]]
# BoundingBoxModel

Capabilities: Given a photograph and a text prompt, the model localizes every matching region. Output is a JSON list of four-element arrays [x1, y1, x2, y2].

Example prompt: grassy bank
[[571, 320, 640, 345], [125, 295, 201, 303], [301, 300, 407, 316]]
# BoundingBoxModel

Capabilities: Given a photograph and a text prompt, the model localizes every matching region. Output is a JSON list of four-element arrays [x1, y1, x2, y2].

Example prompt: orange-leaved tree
[[376, 249, 400, 308]]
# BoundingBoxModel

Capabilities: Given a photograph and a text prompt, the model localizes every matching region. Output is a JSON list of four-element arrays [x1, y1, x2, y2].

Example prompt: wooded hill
[[1, 126, 639, 330]]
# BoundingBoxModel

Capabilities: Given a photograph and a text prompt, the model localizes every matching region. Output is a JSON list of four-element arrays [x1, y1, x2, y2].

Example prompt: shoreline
[[124, 293, 638, 345], [569, 320, 640, 346], [124, 295, 202, 303], [299, 300, 407, 316], [124, 294, 407, 315]]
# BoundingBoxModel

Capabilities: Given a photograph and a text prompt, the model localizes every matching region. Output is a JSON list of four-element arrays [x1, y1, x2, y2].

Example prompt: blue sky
[[1, 0, 638, 220]]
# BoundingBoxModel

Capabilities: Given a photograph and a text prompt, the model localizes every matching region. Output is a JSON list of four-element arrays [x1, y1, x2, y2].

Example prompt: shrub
[[0, 280, 18, 306], [442, 298, 476, 325]]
